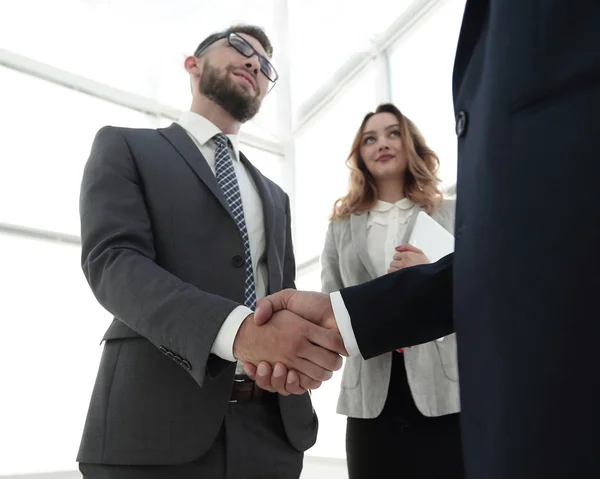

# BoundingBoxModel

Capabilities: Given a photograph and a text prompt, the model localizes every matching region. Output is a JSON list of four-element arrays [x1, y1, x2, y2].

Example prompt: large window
[[389, 0, 466, 187], [293, 68, 378, 268], [288, 0, 414, 113], [0, 0, 280, 137], [0, 233, 111, 475], [0, 66, 156, 236]]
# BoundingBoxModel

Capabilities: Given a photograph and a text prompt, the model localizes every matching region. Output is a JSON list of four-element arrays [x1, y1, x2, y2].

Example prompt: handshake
[[232, 289, 348, 396]]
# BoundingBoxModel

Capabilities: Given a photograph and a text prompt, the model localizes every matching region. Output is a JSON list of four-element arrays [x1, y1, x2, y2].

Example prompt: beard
[[198, 61, 261, 122]]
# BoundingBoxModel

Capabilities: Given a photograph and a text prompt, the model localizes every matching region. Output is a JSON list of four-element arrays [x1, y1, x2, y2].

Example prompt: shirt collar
[[372, 197, 415, 212], [176, 111, 241, 161]]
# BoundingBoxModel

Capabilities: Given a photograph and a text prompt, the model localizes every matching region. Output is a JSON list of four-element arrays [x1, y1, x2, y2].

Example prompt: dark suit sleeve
[[282, 194, 296, 290], [340, 253, 454, 359], [80, 126, 238, 386]]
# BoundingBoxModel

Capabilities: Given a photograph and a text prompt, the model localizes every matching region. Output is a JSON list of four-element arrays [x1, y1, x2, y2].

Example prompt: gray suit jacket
[[77, 123, 317, 465], [321, 200, 460, 418]]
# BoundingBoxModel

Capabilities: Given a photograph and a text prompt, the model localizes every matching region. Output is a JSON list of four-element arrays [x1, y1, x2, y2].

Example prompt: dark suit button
[[181, 360, 192, 370], [232, 255, 244, 267], [159, 346, 168, 355], [455, 111, 468, 137], [173, 356, 182, 364], [166, 351, 175, 359]]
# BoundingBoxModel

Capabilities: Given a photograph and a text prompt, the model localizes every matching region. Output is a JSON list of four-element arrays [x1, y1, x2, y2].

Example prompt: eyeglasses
[[194, 32, 279, 84]]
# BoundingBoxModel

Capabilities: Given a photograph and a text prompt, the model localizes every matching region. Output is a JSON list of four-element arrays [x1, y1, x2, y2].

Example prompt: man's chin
[[232, 81, 258, 98]]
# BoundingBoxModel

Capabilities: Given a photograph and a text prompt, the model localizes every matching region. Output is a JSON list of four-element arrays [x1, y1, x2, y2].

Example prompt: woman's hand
[[387, 244, 430, 273]]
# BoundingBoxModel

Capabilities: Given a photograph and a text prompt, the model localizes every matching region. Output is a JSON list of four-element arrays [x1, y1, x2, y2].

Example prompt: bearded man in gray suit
[[76, 24, 345, 479]]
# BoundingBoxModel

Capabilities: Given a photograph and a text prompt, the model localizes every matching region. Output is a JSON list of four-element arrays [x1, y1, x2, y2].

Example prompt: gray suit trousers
[[79, 396, 303, 479]]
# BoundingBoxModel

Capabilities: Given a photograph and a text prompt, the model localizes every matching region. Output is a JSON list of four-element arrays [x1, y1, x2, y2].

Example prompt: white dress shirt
[[176, 111, 268, 362], [331, 198, 419, 357]]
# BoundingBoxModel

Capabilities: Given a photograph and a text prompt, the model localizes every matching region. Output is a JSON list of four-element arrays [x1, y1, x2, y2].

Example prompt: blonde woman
[[322, 104, 464, 478]]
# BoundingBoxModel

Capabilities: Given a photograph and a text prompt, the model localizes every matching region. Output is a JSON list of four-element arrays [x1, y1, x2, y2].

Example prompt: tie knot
[[213, 133, 229, 149]]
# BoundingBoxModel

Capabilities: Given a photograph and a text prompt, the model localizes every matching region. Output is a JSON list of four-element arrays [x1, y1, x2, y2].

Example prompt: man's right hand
[[243, 289, 348, 394], [254, 289, 339, 333], [243, 361, 306, 395], [232, 309, 345, 384]]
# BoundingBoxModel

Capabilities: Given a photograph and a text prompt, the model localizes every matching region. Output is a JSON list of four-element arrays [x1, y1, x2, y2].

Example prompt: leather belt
[[229, 376, 274, 403]]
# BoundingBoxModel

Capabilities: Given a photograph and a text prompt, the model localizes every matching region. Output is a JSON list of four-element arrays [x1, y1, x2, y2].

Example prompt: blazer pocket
[[101, 318, 142, 343], [340, 356, 362, 389]]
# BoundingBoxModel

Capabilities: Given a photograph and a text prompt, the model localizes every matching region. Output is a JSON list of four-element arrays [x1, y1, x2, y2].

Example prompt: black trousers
[[79, 395, 303, 479], [346, 352, 465, 479]]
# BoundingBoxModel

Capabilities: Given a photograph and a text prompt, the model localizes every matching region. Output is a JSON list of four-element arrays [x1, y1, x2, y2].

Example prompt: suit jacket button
[[181, 360, 192, 370], [159, 346, 168, 354], [232, 255, 244, 267], [455, 111, 468, 137]]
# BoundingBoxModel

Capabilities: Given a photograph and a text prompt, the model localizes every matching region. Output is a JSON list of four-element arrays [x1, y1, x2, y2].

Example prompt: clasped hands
[[232, 289, 346, 395], [232, 244, 429, 396]]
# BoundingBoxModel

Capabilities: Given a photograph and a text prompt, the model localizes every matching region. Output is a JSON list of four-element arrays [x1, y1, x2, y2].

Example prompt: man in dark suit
[[77, 24, 345, 478], [245, 2, 600, 478]]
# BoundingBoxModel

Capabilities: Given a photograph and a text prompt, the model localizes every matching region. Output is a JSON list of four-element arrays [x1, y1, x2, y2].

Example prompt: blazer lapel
[[350, 213, 379, 279], [159, 123, 233, 221], [452, 0, 489, 100], [240, 153, 281, 292], [159, 126, 281, 289], [240, 153, 275, 242]]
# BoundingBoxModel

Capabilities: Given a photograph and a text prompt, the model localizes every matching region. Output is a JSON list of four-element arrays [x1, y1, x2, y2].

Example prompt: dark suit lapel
[[350, 213, 378, 279], [160, 124, 282, 289], [452, 0, 490, 100], [158, 123, 233, 221], [240, 153, 281, 292], [240, 153, 276, 244]]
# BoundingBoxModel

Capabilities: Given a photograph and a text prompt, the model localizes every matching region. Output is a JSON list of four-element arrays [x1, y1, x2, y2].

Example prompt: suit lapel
[[159, 123, 233, 221], [452, 0, 490, 100], [350, 213, 379, 279], [240, 153, 275, 243], [240, 154, 282, 292], [160, 124, 281, 289]]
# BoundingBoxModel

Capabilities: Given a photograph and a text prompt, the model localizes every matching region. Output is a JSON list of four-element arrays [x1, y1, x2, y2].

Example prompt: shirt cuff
[[211, 305, 253, 362], [329, 291, 361, 358]]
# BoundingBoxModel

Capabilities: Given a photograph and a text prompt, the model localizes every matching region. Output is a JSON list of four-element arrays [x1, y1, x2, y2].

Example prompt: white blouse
[[366, 198, 420, 276]]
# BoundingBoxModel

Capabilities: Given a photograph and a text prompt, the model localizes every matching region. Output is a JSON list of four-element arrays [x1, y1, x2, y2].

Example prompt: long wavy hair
[[331, 103, 443, 220]]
